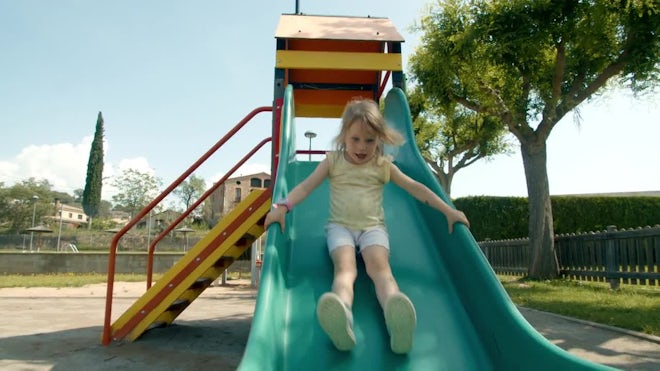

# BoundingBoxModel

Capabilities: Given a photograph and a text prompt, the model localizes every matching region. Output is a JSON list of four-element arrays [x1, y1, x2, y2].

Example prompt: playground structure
[[101, 13, 612, 370]]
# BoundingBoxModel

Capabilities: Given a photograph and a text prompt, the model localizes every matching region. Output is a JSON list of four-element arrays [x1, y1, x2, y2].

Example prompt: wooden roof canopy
[[274, 14, 405, 118]]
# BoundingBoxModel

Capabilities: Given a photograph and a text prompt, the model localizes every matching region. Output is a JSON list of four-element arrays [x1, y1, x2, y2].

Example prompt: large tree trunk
[[439, 172, 452, 197], [427, 160, 453, 197], [520, 140, 559, 279]]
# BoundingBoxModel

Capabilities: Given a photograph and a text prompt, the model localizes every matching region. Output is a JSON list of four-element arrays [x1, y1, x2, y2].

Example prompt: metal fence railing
[[479, 225, 660, 288]]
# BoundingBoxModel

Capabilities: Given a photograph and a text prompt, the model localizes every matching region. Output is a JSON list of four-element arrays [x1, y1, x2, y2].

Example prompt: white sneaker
[[384, 292, 416, 354], [316, 292, 356, 351]]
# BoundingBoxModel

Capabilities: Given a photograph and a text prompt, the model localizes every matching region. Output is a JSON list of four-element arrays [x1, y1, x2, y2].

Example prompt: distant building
[[208, 172, 270, 223], [109, 209, 183, 231], [137, 209, 182, 231], [109, 210, 131, 226], [51, 199, 89, 228]]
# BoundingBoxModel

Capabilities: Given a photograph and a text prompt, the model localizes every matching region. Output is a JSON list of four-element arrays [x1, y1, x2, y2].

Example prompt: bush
[[453, 196, 660, 241]]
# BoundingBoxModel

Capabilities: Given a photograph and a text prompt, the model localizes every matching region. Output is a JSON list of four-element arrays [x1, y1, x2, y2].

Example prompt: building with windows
[[51, 199, 89, 228], [208, 172, 270, 224]]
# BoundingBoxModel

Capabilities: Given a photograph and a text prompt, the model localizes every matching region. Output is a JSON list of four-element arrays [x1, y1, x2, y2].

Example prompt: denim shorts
[[325, 222, 390, 254]]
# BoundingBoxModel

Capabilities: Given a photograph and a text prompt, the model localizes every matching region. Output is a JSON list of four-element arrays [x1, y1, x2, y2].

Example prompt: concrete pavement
[[0, 281, 658, 370]]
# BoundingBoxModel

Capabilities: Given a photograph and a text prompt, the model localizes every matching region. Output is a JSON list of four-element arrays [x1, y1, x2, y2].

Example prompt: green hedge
[[453, 196, 660, 241]]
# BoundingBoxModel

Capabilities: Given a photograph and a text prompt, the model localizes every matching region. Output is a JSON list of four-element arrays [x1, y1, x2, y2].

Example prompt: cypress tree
[[82, 111, 105, 222]]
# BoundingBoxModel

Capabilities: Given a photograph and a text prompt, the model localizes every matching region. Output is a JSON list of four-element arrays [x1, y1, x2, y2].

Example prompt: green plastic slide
[[238, 86, 612, 370]]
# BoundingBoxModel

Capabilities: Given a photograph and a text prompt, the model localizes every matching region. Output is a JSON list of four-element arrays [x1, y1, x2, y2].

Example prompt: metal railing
[[101, 106, 272, 345], [479, 225, 660, 288]]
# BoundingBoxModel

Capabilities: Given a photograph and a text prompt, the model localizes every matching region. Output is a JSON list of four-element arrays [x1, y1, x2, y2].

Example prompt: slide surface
[[239, 87, 611, 370]]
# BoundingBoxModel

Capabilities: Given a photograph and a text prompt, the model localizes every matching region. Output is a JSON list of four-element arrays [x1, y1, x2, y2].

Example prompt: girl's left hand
[[447, 209, 470, 234], [264, 206, 287, 232]]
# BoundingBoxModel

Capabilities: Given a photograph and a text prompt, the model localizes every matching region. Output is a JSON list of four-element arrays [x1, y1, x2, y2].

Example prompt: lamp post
[[146, 210, 153, 250], [29, 195, 39, 252], [304, 131, 317, 161], [56, 202, 64, 251]]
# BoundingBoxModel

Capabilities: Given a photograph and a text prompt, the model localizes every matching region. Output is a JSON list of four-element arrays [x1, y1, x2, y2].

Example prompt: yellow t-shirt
[[327, 151, 391, 230]]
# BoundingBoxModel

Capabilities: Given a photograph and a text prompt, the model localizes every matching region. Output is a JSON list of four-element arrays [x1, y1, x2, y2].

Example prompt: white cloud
[[0, 136, 92, 193], [0, 161, 20, 184], [0, 138, 272, 203], [117, 157, 156, 175], [0, 137, 155, 201]]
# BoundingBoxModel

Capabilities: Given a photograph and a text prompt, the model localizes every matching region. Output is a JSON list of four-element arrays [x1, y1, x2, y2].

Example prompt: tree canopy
[[410, 0, 659, 278], [172, 174, 206, 215], [111, 169, 162, 218], [408, 86, 512, 196], [0, 178, 53, 233]]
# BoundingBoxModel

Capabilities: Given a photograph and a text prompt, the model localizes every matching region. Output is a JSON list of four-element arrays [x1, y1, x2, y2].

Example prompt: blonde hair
[[333, 98, 403, 155]]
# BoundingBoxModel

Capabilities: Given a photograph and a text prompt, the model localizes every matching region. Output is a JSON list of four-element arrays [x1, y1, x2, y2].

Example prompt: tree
[[52, 190, 75, 205], [98, 200, 113, 218], [410, 0, 659, 278], [172, 174, 206, 214], [111, 169, 162, 219], [0, 178, 53, 233], [73, 189, 84, 203], [82, 112, 104, 224], [408, 86, 511, 196]]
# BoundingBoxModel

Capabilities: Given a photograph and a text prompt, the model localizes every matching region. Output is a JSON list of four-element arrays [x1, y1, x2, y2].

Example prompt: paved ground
[[0, 280, 658, 371]]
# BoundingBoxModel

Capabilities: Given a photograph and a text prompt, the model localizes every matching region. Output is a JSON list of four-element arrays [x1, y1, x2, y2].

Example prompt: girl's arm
[[265, 158, 330, 232], [389, 163, 469, 233]]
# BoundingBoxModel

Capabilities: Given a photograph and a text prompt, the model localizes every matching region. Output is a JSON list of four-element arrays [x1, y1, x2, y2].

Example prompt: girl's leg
[[330, 245, 358, 306], [360, 245, 398, 307], [317, 245, 357, 351], [362, 245, 416, 354]]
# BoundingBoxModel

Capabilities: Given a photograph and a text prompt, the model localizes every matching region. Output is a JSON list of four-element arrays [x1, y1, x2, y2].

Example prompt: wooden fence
[[478, 225, 660, 288]]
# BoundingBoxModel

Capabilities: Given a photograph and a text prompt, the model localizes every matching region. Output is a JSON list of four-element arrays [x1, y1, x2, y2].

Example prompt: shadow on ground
[[0, 316, 251, 371]]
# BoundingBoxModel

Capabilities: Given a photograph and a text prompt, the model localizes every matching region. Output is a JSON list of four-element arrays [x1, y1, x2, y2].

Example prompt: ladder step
[[214, 257, 234, 268], [190, 277, 213, 289], [235, 233, 256, 247], [168, 298, 190, 312], [147, 321, 167, 330]]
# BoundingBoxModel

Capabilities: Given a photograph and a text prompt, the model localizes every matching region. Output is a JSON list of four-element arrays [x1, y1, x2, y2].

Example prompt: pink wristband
[[275, 199, 292, 213]]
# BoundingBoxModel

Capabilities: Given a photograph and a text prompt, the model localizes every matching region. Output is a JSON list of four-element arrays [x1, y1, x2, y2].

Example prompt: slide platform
[[239, 87, 611, 370]]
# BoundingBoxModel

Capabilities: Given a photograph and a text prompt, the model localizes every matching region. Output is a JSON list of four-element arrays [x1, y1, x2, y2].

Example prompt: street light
[[304, 131, 317, 161], [29, 195, 39, 252], [56, 202, 64, 251]]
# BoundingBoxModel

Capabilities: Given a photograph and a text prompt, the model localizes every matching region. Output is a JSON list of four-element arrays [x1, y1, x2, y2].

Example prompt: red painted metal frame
[[376, 42, 394, 99], [377, 70, 392, 100], [296, 149, 327, 157], [145, 137, 272, 288], [111, 188, 272, 342], [271, 97, 284, 180], [102, 106, 272, 346]]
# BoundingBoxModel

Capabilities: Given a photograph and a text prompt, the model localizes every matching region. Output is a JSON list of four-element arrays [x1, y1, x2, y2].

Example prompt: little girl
[[265, 98, 470, 354]]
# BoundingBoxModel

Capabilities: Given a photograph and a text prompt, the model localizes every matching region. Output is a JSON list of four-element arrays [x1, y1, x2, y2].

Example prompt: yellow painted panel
[[296, 103, 345, 118], [276, 50, 402, 71]]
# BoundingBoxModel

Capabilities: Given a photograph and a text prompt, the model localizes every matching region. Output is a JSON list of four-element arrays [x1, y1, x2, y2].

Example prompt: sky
[[1, 1, 658, 204]]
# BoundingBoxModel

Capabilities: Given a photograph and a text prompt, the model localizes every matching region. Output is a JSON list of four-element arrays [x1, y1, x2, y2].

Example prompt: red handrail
[[145, 137, 272, 288], [377, 70, 391, 99], [102, 106, 272, 345], [296, 149, 327, 157]]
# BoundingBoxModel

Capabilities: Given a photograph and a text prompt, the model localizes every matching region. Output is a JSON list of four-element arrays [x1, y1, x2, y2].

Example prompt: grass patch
[[0, 273, 162, 288], [499, 275, 660, 336], [0, 271, 248, 288]]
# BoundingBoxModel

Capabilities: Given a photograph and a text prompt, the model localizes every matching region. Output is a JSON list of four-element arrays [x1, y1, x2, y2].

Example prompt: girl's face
[[343, 120, 379, 165]]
